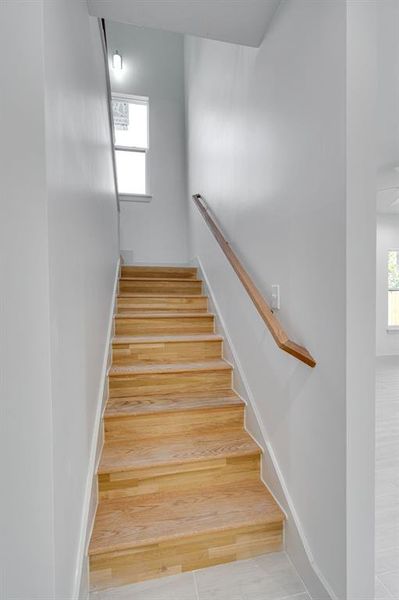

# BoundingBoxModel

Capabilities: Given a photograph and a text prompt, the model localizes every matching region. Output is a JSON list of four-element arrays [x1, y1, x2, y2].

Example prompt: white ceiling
[[87, 0, 281, 47]]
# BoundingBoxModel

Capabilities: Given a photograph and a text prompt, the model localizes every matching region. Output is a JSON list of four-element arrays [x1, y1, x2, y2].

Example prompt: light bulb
[[112, 51, 123, 71]]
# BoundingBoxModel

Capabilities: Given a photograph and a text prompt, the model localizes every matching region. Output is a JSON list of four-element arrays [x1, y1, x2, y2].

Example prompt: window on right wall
[[388, 249, 399, 328]]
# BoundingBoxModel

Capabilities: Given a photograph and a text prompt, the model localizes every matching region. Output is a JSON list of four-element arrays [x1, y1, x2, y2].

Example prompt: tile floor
[[90, 552, 311, 600], [376, 356, 399, 599]]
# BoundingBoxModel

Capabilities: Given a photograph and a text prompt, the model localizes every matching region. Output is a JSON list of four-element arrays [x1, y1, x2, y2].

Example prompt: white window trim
[[387, 248, 399, 330], [112, 93, 150, 198], [119, 193, 153, 203]]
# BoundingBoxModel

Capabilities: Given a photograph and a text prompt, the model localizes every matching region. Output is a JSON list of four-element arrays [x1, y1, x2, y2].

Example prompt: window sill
[[119, 193, 152, 203], [387, 327, 399, 333]]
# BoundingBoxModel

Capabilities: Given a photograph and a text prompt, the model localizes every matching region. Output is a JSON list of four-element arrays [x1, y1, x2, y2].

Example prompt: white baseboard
[[194, 256, 336, 600], [72, 257, 121, 600]]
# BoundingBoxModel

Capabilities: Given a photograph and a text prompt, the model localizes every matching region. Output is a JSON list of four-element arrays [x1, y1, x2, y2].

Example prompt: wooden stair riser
[[112, 339, 223, 365], [117, 296, 208, 313], [89, 522, 283, 591], [115, 315, 214, 336], [99, 454, 260, 500], [108, 368, 232, 399], [121, 266, 197, 280], [119, 279, 202, 295], [104, 406, 245, 442]]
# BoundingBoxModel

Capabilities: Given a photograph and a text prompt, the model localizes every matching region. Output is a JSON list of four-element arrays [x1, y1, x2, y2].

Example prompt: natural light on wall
[[388, 250, 399, 327], [112, 94, 149, 196]]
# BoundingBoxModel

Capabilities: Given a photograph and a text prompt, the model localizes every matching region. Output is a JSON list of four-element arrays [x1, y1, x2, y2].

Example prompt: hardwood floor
[[89, 265, 284, 591]]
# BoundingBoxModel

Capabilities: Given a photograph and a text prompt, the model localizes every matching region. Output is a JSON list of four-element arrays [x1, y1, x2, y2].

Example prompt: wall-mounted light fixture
[[112, 50, 123, 71]]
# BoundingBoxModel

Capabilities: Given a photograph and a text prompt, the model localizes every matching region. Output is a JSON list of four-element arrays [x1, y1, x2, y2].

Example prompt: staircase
[[89, 265, 284, 591]]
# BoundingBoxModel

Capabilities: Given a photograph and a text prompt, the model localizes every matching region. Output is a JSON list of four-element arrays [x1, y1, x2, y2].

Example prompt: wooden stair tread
[[121, 266, 197, 277], [116, 295, 208, 310], [89, 480, 283, 556], [120, 277, 202, 282], [115, 312, 213, 319], [105, 391, 243, 418], [113, 333, 223, 345], [119, 279, 203, 297], [99, 429, 260, 474], [109, 359, 232, 377], [118, 293, 206, 298]]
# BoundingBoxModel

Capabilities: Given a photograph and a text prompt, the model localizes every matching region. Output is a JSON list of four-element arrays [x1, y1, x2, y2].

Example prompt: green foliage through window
[[388, 250, 399, 290]]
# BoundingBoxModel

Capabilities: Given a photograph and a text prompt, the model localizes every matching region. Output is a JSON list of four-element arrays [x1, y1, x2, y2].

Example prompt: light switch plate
[[271, 284, 280, 310]]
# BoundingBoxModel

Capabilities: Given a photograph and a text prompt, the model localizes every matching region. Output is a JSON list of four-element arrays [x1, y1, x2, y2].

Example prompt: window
[[388, 250, 399, 327], [112, 94, 149, 196]]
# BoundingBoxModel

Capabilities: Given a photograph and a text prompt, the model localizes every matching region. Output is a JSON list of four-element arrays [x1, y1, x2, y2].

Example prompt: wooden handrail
[[192, 194, 316, 368]]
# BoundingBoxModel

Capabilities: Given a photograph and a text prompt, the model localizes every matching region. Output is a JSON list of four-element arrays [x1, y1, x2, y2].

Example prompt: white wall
[[1, 3, 55, 598], [346, 2, 377, 597], [43, 2, 119, 598], [106, 22, 189, 264], [375, 0, 399, 357], [377, 0, 399, 185], [376, 215, 399, 356], [185, 1, 347, 597], [1, 1, 119, 598]]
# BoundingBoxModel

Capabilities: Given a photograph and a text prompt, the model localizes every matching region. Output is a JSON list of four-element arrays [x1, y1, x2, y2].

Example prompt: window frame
[[112, 93, 151, 200], [387, 248, 399, 331]]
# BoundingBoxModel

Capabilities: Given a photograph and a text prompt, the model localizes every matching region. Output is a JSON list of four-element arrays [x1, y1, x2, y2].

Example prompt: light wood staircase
[[89, 265, 284, 591]]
